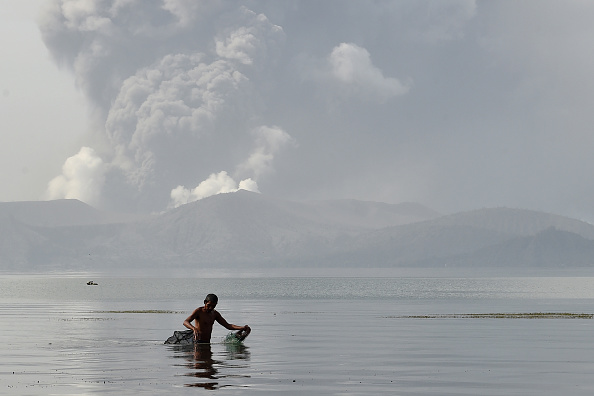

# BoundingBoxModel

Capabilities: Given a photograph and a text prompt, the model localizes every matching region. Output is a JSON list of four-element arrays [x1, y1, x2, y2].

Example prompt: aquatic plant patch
[[385, 312, 594, 319]]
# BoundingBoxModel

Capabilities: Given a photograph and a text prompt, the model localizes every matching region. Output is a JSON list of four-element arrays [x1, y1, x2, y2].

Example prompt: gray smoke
[[39, 0, 485, 213], [40, 1, 294, 211]]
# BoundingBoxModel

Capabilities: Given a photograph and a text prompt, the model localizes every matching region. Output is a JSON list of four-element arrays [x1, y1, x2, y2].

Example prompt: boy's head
[[204, 294, 218, 311]]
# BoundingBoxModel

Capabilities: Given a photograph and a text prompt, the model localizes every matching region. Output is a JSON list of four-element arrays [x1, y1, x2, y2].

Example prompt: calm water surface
[[2, 274, 594, 395]]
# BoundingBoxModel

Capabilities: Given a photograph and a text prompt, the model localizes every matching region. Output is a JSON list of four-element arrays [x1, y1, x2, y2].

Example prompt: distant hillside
[[452, 227, 594, 267], [301, 199, 441, 229], [0, 215, 84, 270], [2, 192, 594, 272], [330, 208, 594, 267], [428, 207, 594, 239], [331, 223, 511, 267], [0, 199, 148, 227], [116, 191, 441, 267]]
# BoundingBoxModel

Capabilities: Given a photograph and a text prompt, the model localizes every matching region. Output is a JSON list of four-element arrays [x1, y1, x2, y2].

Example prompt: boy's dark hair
[[204, 294, 218, 304]]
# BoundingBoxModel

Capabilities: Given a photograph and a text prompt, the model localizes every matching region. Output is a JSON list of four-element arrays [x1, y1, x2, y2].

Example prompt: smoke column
[[39, 1, 290, 211], [39, 1, 417, 212]]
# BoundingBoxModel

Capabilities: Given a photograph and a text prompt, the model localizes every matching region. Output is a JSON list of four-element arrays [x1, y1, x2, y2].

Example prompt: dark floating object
[[86, 281, 98, 285], [164, 330, 195, 345]]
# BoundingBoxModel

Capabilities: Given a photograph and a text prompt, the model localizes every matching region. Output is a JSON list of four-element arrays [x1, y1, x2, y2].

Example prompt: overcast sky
[[2, 1, 594, 220]]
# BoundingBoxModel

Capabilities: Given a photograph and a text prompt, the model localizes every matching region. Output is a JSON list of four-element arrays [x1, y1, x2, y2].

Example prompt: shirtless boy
[[183, 294, 250, 343]]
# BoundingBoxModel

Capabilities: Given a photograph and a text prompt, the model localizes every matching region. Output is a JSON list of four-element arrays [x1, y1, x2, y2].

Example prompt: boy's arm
[[183, 309, 200, 339], [215, 311, 250, 331]]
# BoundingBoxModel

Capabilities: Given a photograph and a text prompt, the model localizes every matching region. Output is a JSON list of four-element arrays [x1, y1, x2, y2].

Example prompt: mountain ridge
[[1, 191, 594, 271]]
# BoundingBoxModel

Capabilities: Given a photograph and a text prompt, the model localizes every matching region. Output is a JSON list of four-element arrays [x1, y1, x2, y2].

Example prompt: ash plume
[[39, 1, 289, 211], [38, 1, 421, 212]]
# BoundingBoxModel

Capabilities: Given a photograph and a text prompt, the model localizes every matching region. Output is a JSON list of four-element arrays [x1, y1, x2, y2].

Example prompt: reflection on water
[[170, 342, 250, 389]]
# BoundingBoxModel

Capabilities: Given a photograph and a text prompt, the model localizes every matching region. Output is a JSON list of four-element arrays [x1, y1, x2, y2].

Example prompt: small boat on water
[[86, 281, 98, 285]]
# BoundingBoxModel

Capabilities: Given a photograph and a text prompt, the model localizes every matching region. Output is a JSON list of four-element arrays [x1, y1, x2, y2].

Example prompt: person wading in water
[[183, 294, 251, 343]]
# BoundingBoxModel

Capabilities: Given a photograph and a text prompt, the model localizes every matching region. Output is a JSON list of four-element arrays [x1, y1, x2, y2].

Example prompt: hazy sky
[[2, 1, 594, 220]]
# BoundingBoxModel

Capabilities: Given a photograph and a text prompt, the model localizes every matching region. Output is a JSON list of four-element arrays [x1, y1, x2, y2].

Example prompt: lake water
[[2, 271, 594, 395]]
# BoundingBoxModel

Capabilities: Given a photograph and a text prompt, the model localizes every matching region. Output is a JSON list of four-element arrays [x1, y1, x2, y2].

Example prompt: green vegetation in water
[[388, 312, 594, 319], [224, 332, 244, 345]]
